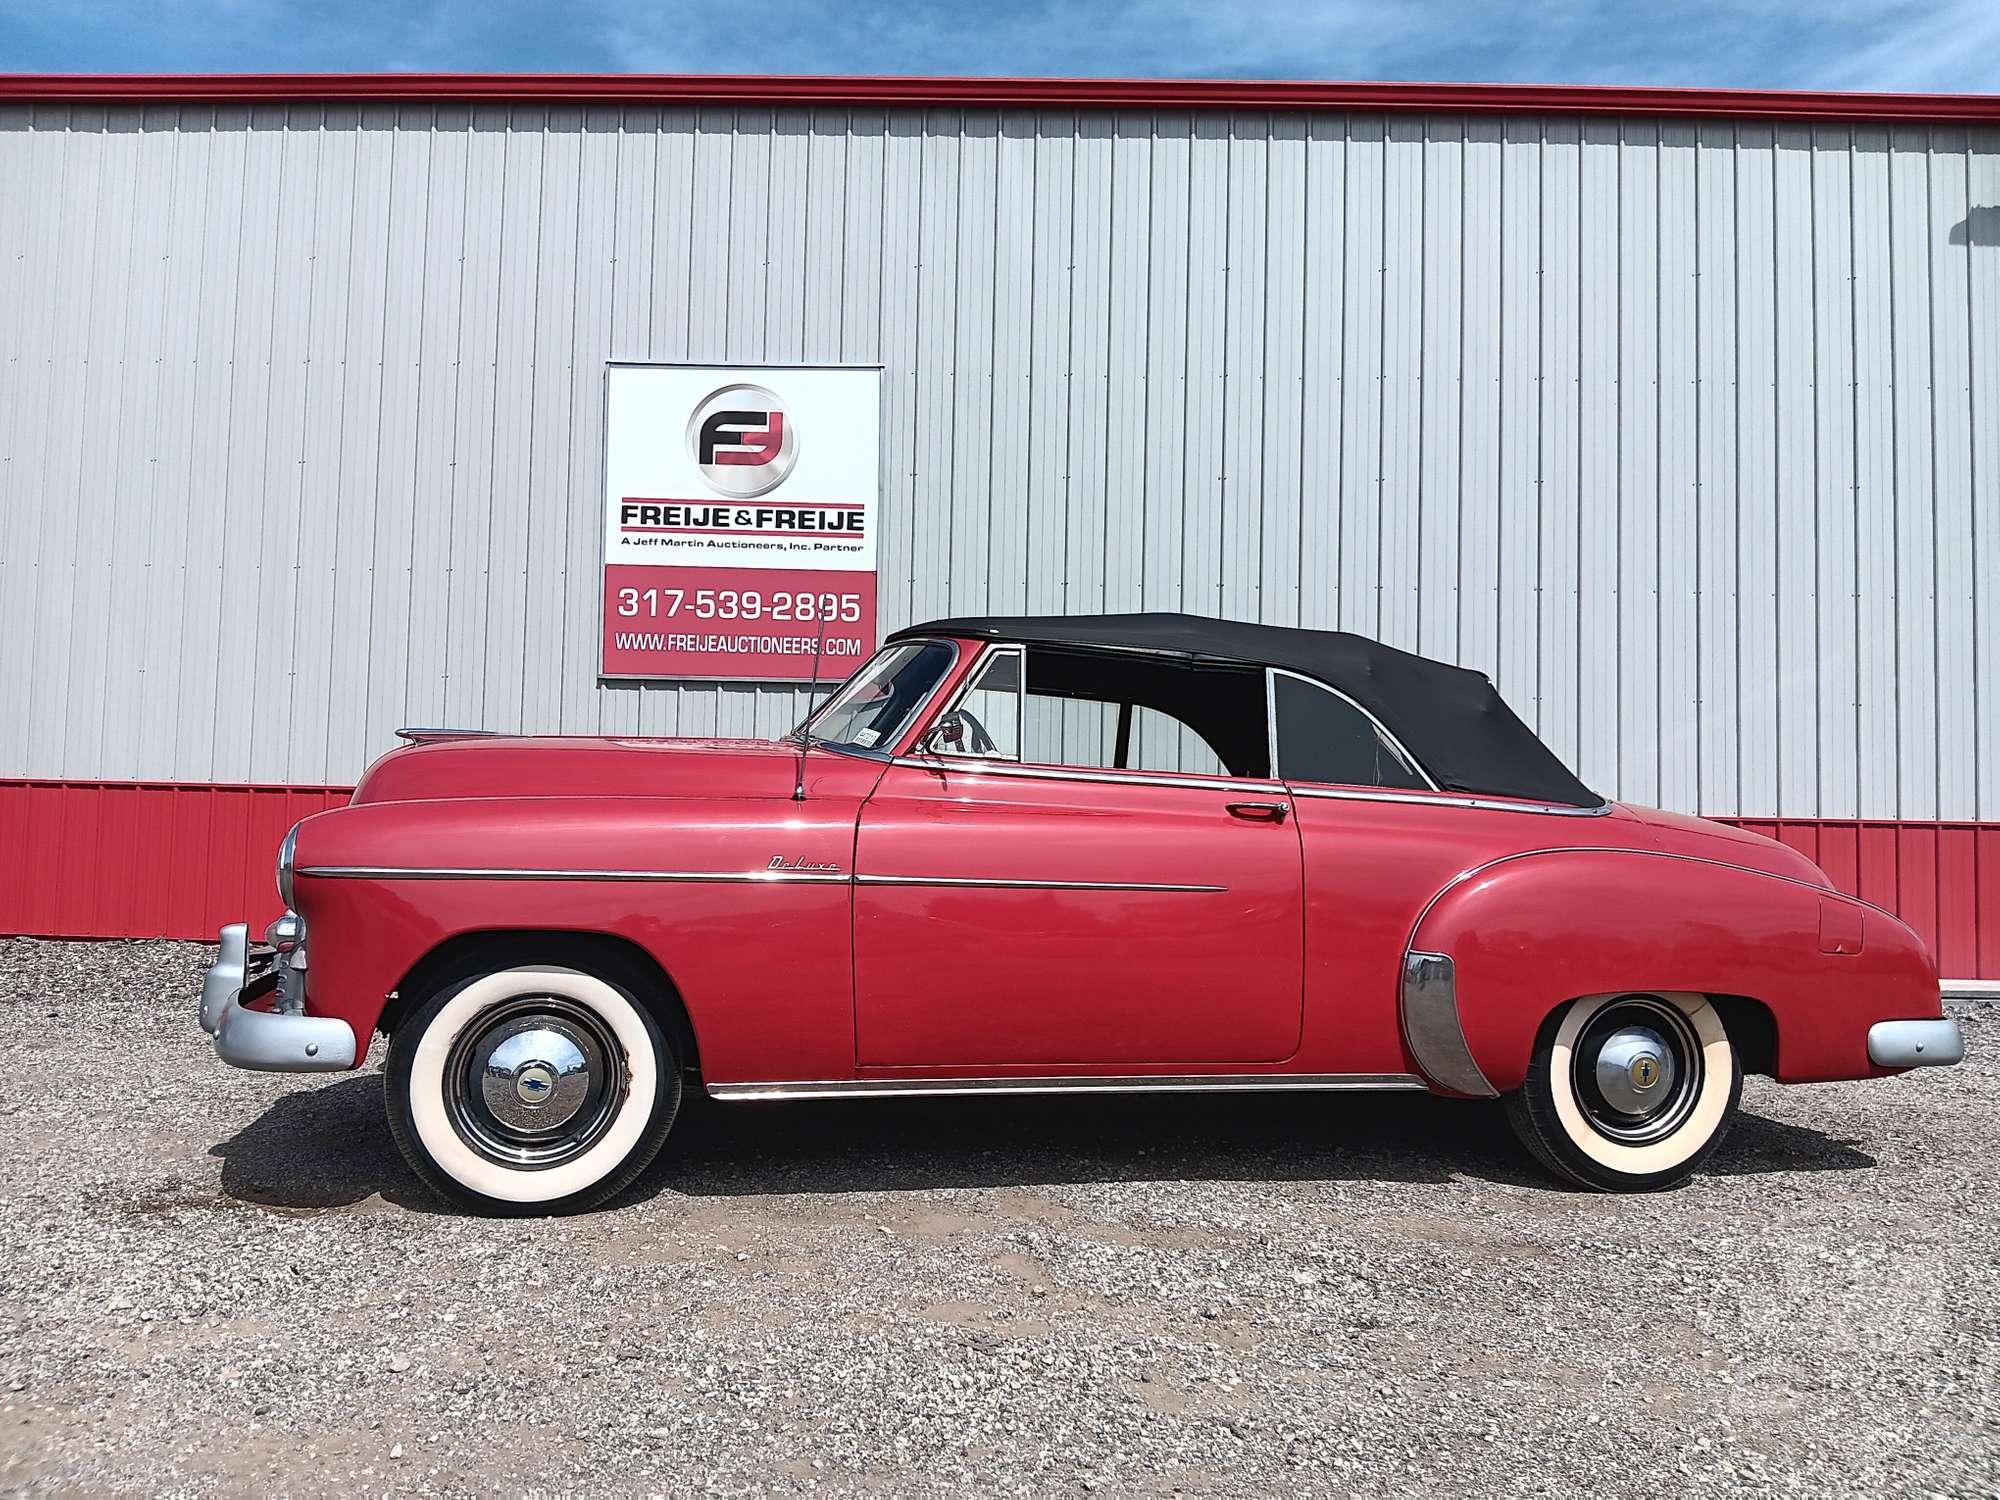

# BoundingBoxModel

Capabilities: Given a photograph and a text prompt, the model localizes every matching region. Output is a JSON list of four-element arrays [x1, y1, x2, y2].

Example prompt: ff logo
[[687, 383, 799, 499]]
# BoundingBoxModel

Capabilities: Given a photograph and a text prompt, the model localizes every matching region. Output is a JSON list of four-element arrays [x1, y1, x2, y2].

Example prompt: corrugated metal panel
[[1377, 115, 1422, 651], [1656, 122, 1701, 816], [0, 780, 350, 938], [1975, 132, 2000, 827], [1928, 128, 1977, 824], [0, 104, 1991, 826], [1574, 118, 1621, 799]]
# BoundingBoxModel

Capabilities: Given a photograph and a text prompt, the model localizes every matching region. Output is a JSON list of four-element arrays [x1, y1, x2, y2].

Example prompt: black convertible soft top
[[891, 612, 1600, 808]]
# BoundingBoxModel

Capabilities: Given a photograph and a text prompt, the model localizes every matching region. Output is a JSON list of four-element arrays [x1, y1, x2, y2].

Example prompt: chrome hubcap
[[443, 999, 626, 1170], [1593, 1026, 1677, 1115], [1572, 998, 1702, 1144], [481, 1027, 593, 1131]]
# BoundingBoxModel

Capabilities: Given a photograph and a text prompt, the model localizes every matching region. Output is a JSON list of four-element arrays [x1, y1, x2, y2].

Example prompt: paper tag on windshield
[[853, 728, 881, 747]]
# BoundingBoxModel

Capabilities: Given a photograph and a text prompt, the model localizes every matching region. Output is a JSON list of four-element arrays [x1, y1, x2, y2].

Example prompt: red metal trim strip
[[0, 780, 352, 941], [0, 775, 353, 795], [0, 74, 1994, 124]]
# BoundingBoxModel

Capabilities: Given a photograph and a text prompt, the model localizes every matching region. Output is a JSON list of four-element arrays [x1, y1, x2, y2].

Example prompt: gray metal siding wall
[[0, 103, 1992, 819]]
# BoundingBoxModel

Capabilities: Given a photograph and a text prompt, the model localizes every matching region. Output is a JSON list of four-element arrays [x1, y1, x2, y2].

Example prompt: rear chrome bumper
[[1867, 1017, 1966, 1070], [198, 922, 355, 1072]]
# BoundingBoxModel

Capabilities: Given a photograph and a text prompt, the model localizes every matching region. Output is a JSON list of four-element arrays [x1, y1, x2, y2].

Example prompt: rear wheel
[[385, 964, 682, 1216], [1504, 991, 1741, 1192]]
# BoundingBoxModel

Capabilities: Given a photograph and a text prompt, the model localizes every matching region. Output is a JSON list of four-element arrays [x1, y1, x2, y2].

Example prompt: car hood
[[350, 735, 809, 804]]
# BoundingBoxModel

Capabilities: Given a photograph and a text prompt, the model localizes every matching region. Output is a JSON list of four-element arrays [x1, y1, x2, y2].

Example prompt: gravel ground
[[0, 938, 1994, 1498]]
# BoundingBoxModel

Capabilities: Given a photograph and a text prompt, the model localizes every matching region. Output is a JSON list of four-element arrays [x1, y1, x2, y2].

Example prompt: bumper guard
[[1866, 1017, 1966, 1070], [198, 922, 355, 1072]]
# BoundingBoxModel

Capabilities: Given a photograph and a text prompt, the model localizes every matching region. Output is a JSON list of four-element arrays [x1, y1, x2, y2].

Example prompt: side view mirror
[[920, 711, 968, 755]]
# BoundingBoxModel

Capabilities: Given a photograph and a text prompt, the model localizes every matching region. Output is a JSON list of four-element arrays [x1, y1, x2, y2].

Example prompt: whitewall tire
[[1504, 991, 1741, 1192], [386, 964, 682, 1216]]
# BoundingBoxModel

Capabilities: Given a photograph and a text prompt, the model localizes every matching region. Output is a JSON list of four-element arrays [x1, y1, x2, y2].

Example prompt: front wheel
[[385, 964, 682, 1216], [1504, 991, 1741, 1192]]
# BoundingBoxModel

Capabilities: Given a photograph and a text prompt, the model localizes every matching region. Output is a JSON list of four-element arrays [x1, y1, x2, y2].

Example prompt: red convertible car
[[197, 613, 1962, 1215]]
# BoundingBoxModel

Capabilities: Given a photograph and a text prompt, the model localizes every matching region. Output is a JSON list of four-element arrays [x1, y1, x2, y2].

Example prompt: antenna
[[793, 601, 831, 802]]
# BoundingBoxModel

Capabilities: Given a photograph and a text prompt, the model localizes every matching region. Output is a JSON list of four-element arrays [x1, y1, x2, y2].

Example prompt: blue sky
[[2, 0, 1996, 91]]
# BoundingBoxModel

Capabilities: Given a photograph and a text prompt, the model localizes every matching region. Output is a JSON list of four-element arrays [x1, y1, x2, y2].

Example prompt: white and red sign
[[601, 365, 881, 680]]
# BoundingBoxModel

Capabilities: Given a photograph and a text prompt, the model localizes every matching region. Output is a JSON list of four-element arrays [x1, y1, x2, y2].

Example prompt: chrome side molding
[[853, 873, 1226, 893], [707, 1072, 1429, 1102], [1399, 951, 1498, 1098], [297, 866, 1227, 893], [889, 755, 1281, 797], [1290, 785, 1614, 818], [296, 865, 851, 884]]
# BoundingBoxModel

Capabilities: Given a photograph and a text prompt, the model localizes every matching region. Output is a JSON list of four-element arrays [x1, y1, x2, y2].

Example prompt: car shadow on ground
[[207, 1073, 1876, 1216]]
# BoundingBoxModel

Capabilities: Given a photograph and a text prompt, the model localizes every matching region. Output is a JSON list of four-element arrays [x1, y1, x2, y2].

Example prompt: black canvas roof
[[891, 612, 1600, 808]]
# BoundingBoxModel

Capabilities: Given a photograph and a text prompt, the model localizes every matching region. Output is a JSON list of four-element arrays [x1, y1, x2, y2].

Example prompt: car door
[[852, 644, 1304, 1069], [1268, 667, 1499, 1076]]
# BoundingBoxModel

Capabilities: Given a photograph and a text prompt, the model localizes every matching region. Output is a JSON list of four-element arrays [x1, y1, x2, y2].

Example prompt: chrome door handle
[[1226, 801, 1289, 823]]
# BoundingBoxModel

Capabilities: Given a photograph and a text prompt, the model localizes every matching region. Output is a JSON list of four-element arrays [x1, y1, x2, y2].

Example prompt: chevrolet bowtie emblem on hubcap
[[1630, 1055, 1661, 1090], [515, 1064, 557, 1106]]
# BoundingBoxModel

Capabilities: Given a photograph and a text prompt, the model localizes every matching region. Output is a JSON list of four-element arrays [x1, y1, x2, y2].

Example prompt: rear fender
[[1406, 848, 1939, 1092]]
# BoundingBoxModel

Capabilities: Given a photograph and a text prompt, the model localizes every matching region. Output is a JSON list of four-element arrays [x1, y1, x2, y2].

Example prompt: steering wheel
[[954, 709, 998, 756]]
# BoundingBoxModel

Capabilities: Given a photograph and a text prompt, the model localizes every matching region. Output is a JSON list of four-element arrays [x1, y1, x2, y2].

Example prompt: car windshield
[[797, 640, 956, 753]]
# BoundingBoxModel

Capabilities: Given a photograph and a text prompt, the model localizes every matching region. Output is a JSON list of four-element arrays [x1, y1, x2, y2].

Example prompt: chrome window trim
[[889, 755, 1281, 797], [295, 865, 851, 884], [1288, 785, 1616, 817], [899, 634, 1194, 664], [1264, 668, 1281, 781], [855, 873, 1225, 893], [1014, 644, 1028, 757], [909, 639, 1271, 786], [706, 1072, 1429, 1102], [1267, 666, 1440, 793], [894, 641, 1607, 812], [799, 637, 962, 756], [923, 641, 1027, 763], [812, 740, 896, 764]]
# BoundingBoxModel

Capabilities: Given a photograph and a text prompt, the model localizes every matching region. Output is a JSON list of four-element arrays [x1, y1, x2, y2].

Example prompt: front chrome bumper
[[198, 922, 355, 1072], [1867, 1017, 1966, 1070]]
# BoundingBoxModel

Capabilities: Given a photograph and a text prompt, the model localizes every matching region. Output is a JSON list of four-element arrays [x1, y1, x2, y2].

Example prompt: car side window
[[1273, 673, 1430, 790], [1024, 645, 1267, 777], [1020, 698, 1230, 777], [925, 644, 1271, 778]]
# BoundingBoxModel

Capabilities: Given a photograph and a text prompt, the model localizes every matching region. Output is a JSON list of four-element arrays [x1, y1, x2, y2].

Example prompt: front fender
[[283, 796, 862, 1081], [1408, 848, 1940, 1092]]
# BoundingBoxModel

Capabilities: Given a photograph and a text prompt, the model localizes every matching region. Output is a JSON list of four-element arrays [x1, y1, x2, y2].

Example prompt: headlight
[[276, 823, 299, 907]]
